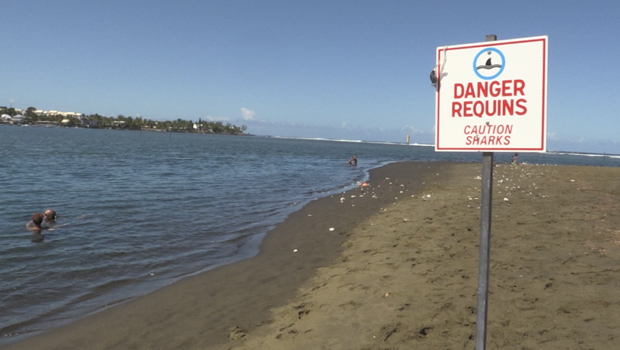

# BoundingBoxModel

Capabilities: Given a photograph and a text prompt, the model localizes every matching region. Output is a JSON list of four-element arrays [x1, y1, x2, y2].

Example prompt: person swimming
[[27, 210, 67, 235], [44, 209, 56, 222], [26, 212, 50, 233], [348, 155, 357, 166]]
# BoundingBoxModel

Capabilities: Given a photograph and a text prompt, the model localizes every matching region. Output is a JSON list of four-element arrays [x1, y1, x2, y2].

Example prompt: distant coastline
[[0, 106, 248, 135]]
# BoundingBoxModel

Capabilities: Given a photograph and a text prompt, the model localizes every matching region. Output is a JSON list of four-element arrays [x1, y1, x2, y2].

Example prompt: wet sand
[[5, 162, 620, 350]]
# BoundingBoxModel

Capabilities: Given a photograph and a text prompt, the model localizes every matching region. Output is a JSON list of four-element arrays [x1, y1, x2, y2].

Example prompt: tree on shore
[[0, 106, 17, 116], [25, 107, 38, 121]]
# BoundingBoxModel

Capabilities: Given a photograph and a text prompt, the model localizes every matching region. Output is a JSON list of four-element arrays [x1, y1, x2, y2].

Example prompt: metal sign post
[[475, 152, 494, 350], [474, 33, 496, 350]]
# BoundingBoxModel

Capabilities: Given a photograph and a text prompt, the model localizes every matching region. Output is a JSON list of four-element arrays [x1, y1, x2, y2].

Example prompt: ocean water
[[1, 125, 618, 346]]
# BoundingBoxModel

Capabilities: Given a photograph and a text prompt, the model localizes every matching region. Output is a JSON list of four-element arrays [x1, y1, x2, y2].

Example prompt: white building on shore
[[0, 114, 26, 124], [34, 109, 83, 118]]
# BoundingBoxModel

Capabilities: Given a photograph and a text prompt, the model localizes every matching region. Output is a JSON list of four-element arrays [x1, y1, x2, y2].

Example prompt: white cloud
[[241, 108, 255, 121]]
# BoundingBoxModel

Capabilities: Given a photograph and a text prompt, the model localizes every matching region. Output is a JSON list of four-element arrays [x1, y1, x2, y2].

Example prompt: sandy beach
[[5, 161, 620, 350]]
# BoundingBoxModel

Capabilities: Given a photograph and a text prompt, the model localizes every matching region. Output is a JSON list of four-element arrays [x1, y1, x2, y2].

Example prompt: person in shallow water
[[28, 210, 66, 229], [44, 209, 56, 222], [26, 212, 50, 233], [348, 155, 357, 166]]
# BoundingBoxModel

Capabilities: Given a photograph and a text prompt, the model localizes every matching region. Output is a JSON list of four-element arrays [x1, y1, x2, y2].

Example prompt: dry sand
[[219, 162, 620, 350], [5, 162, 620, 350]]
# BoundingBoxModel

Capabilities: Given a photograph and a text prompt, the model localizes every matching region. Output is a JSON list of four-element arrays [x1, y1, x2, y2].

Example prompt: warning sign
[[435, 36, 548, 152]]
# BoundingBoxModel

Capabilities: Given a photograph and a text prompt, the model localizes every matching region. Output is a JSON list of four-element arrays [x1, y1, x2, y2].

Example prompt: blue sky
[[2, 1, 619, 153]]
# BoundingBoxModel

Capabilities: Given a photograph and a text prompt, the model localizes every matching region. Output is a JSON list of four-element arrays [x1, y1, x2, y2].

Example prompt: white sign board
[[435, 36, 548, 152]]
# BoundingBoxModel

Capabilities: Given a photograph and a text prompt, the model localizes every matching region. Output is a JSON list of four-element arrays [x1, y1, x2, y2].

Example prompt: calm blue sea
[[1, 125, 618, 345]]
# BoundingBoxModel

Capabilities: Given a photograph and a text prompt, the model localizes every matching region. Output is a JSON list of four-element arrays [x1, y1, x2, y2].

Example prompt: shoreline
[[3, 161, 456, 350]]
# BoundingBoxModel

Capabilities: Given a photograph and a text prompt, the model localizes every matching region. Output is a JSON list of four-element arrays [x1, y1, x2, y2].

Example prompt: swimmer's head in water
[[44, 209, 56, 221], [32, 213, 44, 226]]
